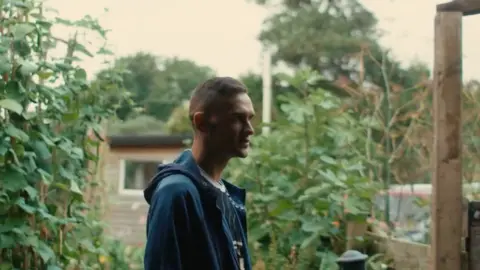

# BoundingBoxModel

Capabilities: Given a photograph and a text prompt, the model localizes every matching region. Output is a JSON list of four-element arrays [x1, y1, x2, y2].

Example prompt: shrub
[[226, 70, 380, 269]]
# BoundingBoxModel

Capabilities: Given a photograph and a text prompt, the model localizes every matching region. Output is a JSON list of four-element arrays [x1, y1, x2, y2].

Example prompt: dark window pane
[[124, 160, 163, 190]]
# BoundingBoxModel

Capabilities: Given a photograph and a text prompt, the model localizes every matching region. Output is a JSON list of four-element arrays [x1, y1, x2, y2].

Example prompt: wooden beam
[[437, 0, 480, 16], [431, 11, 463, 270]]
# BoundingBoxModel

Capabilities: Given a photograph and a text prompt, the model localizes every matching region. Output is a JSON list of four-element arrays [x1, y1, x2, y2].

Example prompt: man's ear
[[192, 112, 207, 132]]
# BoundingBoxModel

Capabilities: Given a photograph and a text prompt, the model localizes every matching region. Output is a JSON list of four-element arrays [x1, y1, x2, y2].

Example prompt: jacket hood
[[143, 149, 203, 204], [143, 149, 247, 206]]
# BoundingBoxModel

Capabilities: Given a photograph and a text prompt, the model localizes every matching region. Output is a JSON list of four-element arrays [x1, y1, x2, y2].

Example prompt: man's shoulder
[[155, 173, 200, 199]]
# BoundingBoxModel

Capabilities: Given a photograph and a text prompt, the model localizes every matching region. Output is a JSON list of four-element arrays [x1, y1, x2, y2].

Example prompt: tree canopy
[[255, 0, 430, 93], [99, 53, 215, 121]]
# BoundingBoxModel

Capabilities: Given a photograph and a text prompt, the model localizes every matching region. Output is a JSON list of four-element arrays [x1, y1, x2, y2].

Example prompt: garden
[[2, 0, 480, 269]]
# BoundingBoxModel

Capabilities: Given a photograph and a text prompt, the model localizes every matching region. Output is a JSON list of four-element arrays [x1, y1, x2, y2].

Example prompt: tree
[[97, 53, 215, 121], [164, 100, 191, 135], [108, 115, 165, 135], [149, 57, 216, 119], [254, 0, 430, 93]]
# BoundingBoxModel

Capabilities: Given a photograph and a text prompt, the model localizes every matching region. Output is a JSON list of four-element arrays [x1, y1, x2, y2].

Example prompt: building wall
[[103, 146, 184, 246]]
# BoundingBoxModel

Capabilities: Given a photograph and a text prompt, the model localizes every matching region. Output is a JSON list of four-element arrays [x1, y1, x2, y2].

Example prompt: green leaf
[[20, 235, 39, 246], [74, 43, 93, 57], [55, 62, 73, 71], [319, 251, 339, 270], [7, 148, 20, 166], [10, 23, 36, 40], [12, 1, 33, 9], [0, 235, 16, 249], [247, 225, 270, 242], [2, 170, 28, 192], [24, 186, 38, 199], [37, 71, 54, 80], [320, 155, 337, 165], [62, 112, 79, 122], [37, 168, 53, 183], [344, 197, 364, 215], [70, 179, 82, 195], [303, 184, 329, 196], [55, 18, 74, 26], [269, 199, 294, 217], [51, 182, 69, 191], [37, 241, 55, 263], [71, 147, 84, 159], [276, 210, 299, 221], [15, 198, 36, 214], [300, 231, 319, 249], [19, 61, 39, 75], [12, 145, 25, 161], [79, 239, 96, 252], [0, 55, 10, 73], [39, 134, 55, 147], [74, 68, 87, 80], [5, 123, 29, 142], [32, 140, 51, 160], [97, 47, 114, 55], [0, 99, 23, 114], [319, 169, 338, 183], [59, 166, 75, 180], [301, 220, 326, 233]]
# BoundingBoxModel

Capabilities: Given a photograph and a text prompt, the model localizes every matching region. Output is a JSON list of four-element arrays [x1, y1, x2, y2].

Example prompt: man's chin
[[233, 148, 250, 158]]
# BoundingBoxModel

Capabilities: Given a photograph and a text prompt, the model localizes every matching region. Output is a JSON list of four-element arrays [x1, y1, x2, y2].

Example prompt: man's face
[[205, 93, 255, 159]]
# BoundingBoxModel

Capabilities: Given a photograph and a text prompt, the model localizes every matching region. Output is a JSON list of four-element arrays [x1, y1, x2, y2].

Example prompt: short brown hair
[[188, 77, 248, 120]]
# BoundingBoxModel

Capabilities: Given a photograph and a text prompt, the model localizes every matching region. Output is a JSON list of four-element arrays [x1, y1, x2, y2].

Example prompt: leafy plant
[[164, 100, 190, 135], [0, 0, 127, 268], [97, 239, 144, 270], [108, 115, 165, 135], [226, 69, 380, 269]]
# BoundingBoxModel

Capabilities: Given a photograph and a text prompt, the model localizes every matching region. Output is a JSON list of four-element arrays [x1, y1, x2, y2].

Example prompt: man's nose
[[245, 121, 254, 135]]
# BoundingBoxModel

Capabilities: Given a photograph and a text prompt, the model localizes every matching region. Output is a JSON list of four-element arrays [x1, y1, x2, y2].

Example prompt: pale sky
[[47, 0, 479, 81]]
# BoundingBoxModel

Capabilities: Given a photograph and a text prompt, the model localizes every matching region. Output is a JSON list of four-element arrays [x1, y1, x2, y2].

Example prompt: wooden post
[[437, 0, 480, 16], [431, 11, 463, 270]]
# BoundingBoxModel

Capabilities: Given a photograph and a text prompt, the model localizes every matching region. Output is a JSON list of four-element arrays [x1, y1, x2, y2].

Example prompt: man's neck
[[191, 142, 228, 182]]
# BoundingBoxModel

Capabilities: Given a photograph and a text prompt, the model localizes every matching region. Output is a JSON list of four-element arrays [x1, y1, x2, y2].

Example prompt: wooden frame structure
[[432, 1, 480, 270]]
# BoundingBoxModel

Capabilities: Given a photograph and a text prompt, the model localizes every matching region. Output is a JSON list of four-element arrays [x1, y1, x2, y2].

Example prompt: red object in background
[[139, 215, 147, 225]]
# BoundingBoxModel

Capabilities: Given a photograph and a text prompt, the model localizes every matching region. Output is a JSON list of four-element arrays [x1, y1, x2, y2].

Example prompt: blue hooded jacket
[[143, 150, 252, 270]]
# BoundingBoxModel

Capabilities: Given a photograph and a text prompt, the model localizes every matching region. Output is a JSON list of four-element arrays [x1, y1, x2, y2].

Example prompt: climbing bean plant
[[0, 0, 128, 269]]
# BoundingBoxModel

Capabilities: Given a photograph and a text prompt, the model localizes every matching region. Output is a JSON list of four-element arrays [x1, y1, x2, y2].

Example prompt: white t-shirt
[[198, 166, 227, 193]]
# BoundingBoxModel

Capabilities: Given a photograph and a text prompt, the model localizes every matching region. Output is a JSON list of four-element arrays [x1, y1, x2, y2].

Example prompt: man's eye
[[232, 113, 243, 120]]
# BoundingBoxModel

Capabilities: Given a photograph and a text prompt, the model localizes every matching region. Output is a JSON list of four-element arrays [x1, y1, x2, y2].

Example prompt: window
[[118, 159, 171, 195]]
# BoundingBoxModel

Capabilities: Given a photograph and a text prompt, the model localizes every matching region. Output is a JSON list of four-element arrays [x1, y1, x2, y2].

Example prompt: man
[[143, 77, 255, 270]]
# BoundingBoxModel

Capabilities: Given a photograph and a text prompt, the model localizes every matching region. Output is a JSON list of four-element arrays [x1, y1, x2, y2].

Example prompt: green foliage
[[255, 0, 430, 95], [97, 53, 216, 121], [164, 100, 190, 135], [0, 1, 128, 268], [226, 69, 380, 269], [108, 115, 164, 135], [97, 240, 143, 270], [238, 72, 279, 128]]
